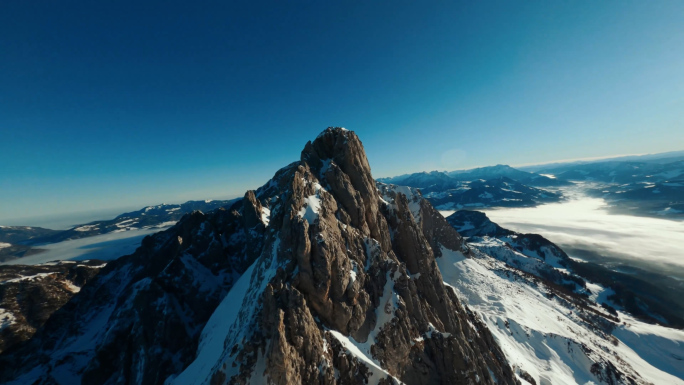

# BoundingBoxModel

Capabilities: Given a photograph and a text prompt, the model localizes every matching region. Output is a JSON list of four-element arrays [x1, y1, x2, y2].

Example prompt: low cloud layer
[[480, 196, 684, 278], [0, 227, 167, 266]]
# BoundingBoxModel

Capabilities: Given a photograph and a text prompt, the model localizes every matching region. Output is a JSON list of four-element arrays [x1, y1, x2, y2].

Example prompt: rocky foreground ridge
[[0, 128, 519, 384], [0, 260, 105, 354]]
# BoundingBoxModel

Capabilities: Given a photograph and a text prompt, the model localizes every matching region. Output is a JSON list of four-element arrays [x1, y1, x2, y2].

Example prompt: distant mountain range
[[0, 199, 237, 263], [377, 165, 567, 210], [423, 176, 563, 210], [447, 164, 570, 187], [0, 227, 61, 245], [378, 152, 684, 219], [532, 156, 684, 218], [520, 149, 684, 172], [382, 164, 568, 188], [535, 159, 684, 185]]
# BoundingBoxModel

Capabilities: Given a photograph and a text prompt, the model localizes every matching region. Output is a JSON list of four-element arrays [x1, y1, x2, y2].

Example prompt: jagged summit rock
[[0, 127, 518, 385]]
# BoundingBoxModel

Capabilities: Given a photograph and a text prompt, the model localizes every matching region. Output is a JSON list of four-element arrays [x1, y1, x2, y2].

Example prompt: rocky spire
[[301, 127, 391, 251], [196, 127, 517, 384]]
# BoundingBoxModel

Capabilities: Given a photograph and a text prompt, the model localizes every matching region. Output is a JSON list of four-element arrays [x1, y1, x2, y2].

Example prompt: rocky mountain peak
[[303, 127, 371, 183], [301, 128, 377, 208], [299, 127, 390, 251], [0, 127, 518, 385], [179, 127, 517, 384]]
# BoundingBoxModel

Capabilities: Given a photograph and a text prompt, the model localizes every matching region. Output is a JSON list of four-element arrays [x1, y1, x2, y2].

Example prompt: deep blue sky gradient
[[2, 1, 683, 223]]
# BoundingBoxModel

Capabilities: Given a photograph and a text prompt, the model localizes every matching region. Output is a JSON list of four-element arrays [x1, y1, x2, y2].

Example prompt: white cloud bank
[[0, 226, 172, 266], [480, 195, 684, 276]]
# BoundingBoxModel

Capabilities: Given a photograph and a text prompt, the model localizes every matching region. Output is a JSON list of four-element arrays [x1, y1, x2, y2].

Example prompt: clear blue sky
[[2, 1, 683, 224]]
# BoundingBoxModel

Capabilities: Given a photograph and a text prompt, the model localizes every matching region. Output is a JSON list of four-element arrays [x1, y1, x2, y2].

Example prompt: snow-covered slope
[[437, 244, 684, 384], [384, 186, 684, 384]]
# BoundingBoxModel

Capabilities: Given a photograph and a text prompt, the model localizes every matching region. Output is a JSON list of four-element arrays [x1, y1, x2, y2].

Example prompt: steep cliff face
[[0, 128, 518, 385], [173, 128, 517, 385]]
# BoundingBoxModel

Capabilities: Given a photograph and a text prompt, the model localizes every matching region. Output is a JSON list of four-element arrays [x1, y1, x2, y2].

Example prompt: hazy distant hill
[[535, 159, 684, 184], [525, 157, 684, 218], [381, 164, 568, 188], [0, 226, 60, 245], [447, 164, 570, 187], [520, 150, 684, 172]]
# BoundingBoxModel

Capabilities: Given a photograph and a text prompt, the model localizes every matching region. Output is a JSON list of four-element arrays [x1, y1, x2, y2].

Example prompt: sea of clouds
[[0, 226, 171, 266], [481, 194, 684, 278]]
